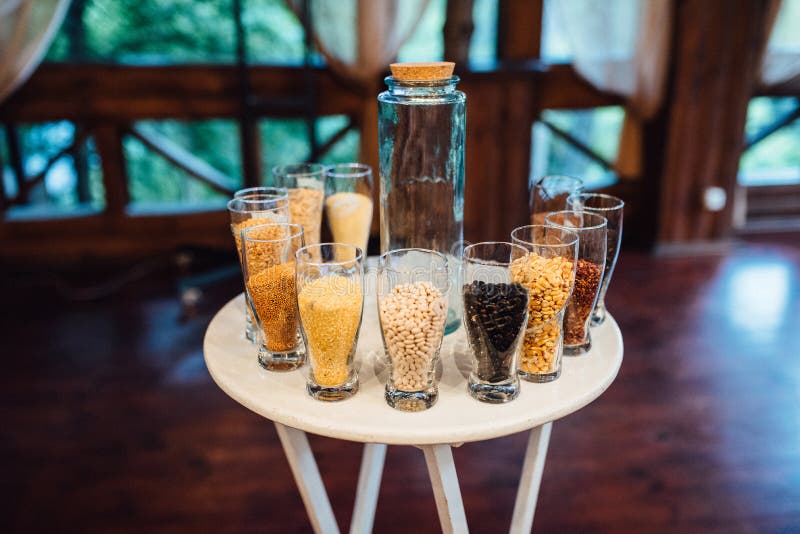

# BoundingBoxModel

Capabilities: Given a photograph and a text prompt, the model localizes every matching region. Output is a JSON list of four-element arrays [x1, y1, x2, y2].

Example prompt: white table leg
[[422, 444, 469, 534], [509, 422, 553, 534], [274, 422, 341, 534], [349, 443, 387, 534]]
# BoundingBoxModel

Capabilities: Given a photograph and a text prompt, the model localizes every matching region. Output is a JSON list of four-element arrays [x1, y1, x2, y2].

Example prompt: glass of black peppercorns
[[462, 242, 530, 403]]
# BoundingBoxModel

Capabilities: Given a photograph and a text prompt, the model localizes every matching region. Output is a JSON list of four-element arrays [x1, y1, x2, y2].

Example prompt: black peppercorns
[[463, 281, 528, 383]]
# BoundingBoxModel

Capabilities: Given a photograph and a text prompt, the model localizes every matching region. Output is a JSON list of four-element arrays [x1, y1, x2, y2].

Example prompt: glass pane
[[245, 0, 305, 64], [469, 0, 498, 65], [739, 97, 800, 186], [125, 119, 242, 206], [259, 116, 361, 183], [397, 0, 446, 62], [47, 0, 237, 64], [541, 0, 572, 62], [260, 118, 311, 182], [4, 122, 105, 218], [541, 107, 625, 163], [316, 115, 359, 165], [531, 107, 625, 190]]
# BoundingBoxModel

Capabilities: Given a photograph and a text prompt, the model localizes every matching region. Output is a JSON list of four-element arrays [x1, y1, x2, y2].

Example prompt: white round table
[[205, 291, 623, 534]]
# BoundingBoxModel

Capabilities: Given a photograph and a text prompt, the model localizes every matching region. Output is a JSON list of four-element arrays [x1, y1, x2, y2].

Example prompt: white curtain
[[552, 0, 673, 178], [285, 0, 430, 86], [761, 0, 800, 86], [0, 0, 70, 103]]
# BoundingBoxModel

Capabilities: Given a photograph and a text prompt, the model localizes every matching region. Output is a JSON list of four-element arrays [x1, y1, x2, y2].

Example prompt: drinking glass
[[378, 248, 449, 411], [325, 163, 374, 253], [273, 163, 326, 252], [462, 242, 529, 403], [241, 223, 305, 371], [228, 193, 291, 342], [567, 193, 624, 326], [530, 175, 584, 225], [296, 243, 365, 401], [545, 211, 607, 355], [510, 225, 578, 382]]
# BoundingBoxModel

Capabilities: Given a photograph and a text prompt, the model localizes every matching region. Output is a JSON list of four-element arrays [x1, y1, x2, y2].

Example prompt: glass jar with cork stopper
[[378, 61, 466, 334]]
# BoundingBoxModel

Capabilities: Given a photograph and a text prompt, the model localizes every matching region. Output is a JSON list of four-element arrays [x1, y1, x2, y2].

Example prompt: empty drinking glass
[[325, 163, 374, 253], [241, 223, 305, 371], [235, 186, 289, 200], [296, 243, 365, 401], [378, 248, 449, 411], [462, 242, 529, 403], [567, 193, 624, 326], [273, 163, 326, 252], [530, 175, 584, 225], [510, 225, 579, 382], [545, 211, 607, 355], [228, 192, 290, 342]]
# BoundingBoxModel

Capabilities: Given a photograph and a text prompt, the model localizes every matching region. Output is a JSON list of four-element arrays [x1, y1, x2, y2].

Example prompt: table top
[[204, 290, 623, 446]]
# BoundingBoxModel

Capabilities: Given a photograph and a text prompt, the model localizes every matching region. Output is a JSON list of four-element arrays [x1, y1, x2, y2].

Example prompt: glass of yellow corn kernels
[[510, 225, 578, 382], [295, 243, 365, 401]]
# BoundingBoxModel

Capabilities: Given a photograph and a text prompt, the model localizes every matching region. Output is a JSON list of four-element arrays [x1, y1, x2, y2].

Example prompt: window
[[3, 122, 105, 219], [738, 97, 800, 187], [397, 0, 499, 65], [45, 0, 304, 65], [531, 107, 625, 190]]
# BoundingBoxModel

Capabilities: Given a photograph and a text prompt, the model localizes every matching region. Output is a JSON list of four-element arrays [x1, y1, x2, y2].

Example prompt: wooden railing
[[0, 61, 624, 261]]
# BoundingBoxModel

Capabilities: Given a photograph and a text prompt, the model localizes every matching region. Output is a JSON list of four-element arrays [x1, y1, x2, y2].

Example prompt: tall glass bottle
[[378, 62, 466, 333]]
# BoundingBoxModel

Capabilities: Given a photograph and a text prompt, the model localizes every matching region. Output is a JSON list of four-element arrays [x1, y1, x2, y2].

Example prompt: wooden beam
[[657, 0, 774, 243], [0, 65, 364, 122], [127, 125, 236, 196], [0, 208, 231, 262], [0, 63, 620, 124], [497, 0, 543, 61]]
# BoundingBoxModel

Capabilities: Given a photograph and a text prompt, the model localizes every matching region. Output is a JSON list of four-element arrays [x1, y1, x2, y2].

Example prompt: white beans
[[379, 282, 447, 392]]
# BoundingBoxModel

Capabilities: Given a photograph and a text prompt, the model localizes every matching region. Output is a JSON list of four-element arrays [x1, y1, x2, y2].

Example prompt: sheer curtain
[[0, 0, 70, 103], [285, 0, 430, 86], [761, 0, 800, 87], [552, 0, 672, 178]]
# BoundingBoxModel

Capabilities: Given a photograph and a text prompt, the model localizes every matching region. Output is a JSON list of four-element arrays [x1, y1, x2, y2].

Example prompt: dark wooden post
[[497, 0, 543, 61], [0, 133, 6, 213], [473, 0, 544, 240], [444, 0, 475, 65], [5, 123, 26, 204], [657, 0, 774, 243], [94, 125, 130, 220]]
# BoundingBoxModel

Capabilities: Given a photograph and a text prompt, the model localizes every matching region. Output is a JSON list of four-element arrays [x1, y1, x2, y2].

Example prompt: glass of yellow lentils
[[296, 243, 365, 401]]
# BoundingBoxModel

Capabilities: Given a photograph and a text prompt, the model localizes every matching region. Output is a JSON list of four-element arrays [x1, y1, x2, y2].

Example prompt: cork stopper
[[389, 61, 456, 81]]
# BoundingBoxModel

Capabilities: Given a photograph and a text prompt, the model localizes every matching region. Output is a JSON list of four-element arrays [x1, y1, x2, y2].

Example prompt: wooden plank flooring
[[1, 236, 799, 533]]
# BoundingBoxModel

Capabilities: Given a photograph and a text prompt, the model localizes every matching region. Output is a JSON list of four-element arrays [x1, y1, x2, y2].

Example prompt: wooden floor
[[2, 235, 799, 533]]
